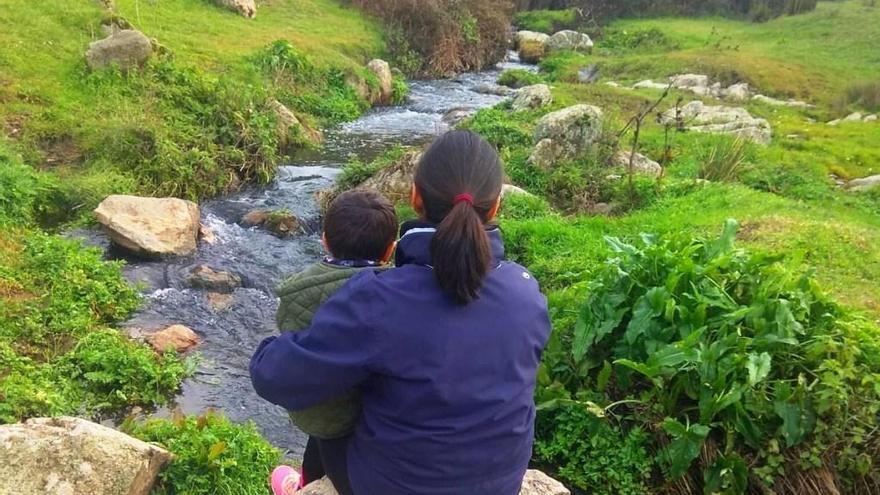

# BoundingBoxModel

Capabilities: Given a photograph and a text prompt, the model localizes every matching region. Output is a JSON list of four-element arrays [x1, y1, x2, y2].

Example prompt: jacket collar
[[395, 220, 506, 267]]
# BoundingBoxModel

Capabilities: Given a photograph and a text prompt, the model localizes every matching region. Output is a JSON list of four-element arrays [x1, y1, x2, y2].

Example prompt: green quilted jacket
[[275, 261, 376, 439]]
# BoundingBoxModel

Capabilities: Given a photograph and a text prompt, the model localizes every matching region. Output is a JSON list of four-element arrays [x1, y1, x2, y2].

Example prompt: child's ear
[[380, 241, 397, 264], [486, 195, 502, 221], [410, 184, 424, 217]]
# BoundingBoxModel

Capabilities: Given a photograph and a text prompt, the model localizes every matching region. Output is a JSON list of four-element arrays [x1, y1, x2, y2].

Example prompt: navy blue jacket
[[250, 226, 551, 494]]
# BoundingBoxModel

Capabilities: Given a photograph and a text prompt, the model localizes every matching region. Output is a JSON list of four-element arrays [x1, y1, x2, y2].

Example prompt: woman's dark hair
[[415, 130, 503, 304]]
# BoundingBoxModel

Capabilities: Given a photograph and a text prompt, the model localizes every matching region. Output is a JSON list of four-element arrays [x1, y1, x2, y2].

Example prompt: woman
[[250, 130, 551, 495]]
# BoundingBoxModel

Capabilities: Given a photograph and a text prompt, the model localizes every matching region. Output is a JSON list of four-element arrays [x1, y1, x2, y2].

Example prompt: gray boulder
[[185, 265, 242, 293], [723, 83, 752, 102], [85, 30, 152, 70], [269, 99, 322, 147], [865, 114, 878, 122], [633, 80, 669, 90], [511, 84, 552, 112], [214, 0, 256, 18], [529, 104, 603, 168], [844, 112, 864, 122], [94, 195, 200, 257], [546, 30, 594, 53], [360, 150, 422, 204], [613, 151, 663, 177], [847, 174, 880, 192], [475, 83, 515, 96], [0, 417, 172, 495], [660, 101, 772, 145], [752, 94, 812, 109]]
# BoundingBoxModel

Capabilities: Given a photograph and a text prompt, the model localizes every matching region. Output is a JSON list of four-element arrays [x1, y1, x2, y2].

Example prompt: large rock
[[752, 94, 812, 109], [546, 30, 593, 53], [360, 150, 422, 204], [214, 0, 256, 18], [442, 107, 475, 127], [529, 104, 603, 169], [847, 174, 880, 192], [0, 416, 172, 495], [94, 195, 200, 257], [723, 83, 752, 102], [301, 470, 569, 495], [660, 101, 772, 145], [517, 31, 549, 64], [511, 84, 552, 112], [367, 59, 394, 105], [85, 30, 152, 71], [613, 151, 663, 177], [670, 73, 709, 90]]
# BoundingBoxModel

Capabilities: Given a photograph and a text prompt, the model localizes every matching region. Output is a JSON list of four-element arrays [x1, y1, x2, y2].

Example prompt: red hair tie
[[453, 193, 474, 206]]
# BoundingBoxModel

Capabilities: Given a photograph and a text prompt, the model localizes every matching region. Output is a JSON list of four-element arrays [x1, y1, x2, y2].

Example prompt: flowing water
[[82, 53, 534, 456]]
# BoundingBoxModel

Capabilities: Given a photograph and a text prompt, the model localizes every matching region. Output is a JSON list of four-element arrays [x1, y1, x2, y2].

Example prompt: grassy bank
[[0, 0, 389, 211]]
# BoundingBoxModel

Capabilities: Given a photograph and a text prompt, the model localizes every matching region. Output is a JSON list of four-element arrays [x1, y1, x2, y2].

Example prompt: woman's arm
[[250, 272, 381, 411]]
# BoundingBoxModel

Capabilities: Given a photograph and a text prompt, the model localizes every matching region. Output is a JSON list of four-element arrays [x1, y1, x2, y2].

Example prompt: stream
[[80, 53, 535, 456]]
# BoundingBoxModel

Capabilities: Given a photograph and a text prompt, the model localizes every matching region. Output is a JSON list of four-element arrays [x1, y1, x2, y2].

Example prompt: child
[[271, 189, 398, 495]]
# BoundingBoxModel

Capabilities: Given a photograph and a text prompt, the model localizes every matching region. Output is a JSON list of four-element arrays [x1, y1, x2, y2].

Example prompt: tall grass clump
[[697, 136, 751, 182], [834, 80, 880, 113], [350, 0, 514, 75]]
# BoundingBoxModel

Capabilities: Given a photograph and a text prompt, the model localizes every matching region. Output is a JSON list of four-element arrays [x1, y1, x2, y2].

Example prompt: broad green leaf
[[774, 400, 809, 447], [660, 419, 710, 478], [615, 358, 661, 379], [746, 352, 772, 386], [704, 453, 748, 494]]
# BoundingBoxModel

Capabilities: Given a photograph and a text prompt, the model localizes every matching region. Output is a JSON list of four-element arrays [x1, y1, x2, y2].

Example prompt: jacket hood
[[394, 220, 505, 267]]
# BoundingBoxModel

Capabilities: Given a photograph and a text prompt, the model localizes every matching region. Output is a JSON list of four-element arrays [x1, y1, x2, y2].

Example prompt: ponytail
[[414, 131, 503, 305], [431, 199, 492, 304]]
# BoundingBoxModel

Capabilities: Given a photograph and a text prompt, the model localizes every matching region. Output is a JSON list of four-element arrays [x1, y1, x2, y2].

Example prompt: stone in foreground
[[94, 195, 200, 257], [512, 84, 553, 112], [529, 104, 603, 169], [301, 470, 569, 495], [85, 30, 152, 71], [0, 416, 171, 495]]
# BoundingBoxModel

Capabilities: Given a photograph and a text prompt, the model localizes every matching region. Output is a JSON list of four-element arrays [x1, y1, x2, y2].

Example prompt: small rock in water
[[207, 292, 235, 312], [241, 209, 302, 238], [146, 324, 201, 353], [474, 83, 515, 96], [199, 223, 218, 245], [186, 265, 242, 293], [0, 417, 171, 495], [441, 107, 474, 127]]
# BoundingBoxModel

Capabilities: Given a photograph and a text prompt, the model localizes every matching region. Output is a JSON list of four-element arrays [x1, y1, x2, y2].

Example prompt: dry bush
[[350, 0, 514, 76]]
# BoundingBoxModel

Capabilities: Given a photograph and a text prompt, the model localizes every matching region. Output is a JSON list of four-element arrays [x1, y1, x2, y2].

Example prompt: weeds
[[697, 136, 751, 182], [497, 69, 545, 89]]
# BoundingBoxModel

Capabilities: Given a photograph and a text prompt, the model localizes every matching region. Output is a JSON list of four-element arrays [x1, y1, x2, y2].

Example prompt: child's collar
[[322, 256, 381, 268]]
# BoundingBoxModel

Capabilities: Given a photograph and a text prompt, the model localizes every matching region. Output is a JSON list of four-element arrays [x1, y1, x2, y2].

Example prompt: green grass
[[514, 8, 580, 34], [0, 0, 387, 215], [591, 1, 880, 106]]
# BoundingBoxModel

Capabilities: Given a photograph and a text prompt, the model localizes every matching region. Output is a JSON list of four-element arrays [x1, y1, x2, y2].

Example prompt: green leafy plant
[[124, 412, 282, 495], [544, 219, 880, 492]]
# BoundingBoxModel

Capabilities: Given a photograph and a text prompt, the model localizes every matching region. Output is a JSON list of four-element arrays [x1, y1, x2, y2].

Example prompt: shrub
[[514, 8, 580, 34], [538, 51, 592, 82], [124, 412, 282, 495], [540, 219, 880, 492], [459, 108, 532, 149], [497, 69, 545, 89], [337, 146, 408, 191], [351, 0, 514, 75], [0, 230, 189, 423], [834, 79, 880, 113], [535, 404, 654, 494], [499, 191, 553, 220], [0, 147, 64, 226]]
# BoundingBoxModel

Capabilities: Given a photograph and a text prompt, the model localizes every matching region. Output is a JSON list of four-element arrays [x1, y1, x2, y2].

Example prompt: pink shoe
[[271, 465, 303, 495]]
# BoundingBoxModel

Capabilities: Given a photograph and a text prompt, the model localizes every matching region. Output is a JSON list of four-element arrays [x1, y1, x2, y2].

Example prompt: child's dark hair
[[415, 130, 503, 304], [324, 189, 398, 261]]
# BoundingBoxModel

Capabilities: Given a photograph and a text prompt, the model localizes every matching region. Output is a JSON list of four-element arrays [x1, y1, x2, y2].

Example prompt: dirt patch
[[39, 134, 82, 168]]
